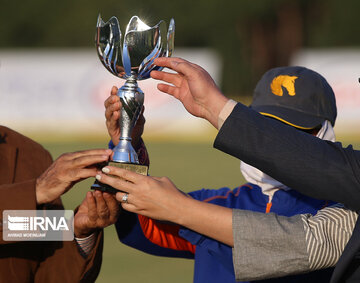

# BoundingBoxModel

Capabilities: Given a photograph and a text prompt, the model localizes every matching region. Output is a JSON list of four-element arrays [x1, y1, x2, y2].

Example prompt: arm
[[96, 166, 360, 280], [96, 166, 358, 280], [96, 168, 234, 246], [232, 204, 358, 281], [151, 57, 360, 210], [0, 127, 114, 282], [117, 211, 194, 258], [178, 226, 235, 273], [116, 188, 233, 265], [117, 211, 234, 270], [214, 103, 360, 210], [115, 179, 235, 270], [0, 148, 112, 244], [116, 188, 236, 261], [96, 167, 358, 278]]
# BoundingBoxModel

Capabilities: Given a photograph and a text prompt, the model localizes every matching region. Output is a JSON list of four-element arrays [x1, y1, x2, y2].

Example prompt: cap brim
[[251, 105, 325, 129]]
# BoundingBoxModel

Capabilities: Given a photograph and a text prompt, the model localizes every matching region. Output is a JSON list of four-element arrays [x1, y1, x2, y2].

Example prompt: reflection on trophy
[[92, 15, 175, 193]]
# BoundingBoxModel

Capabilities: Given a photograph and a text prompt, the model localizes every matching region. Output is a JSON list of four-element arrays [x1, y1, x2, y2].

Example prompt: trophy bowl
[[96, 15, 175, 81]]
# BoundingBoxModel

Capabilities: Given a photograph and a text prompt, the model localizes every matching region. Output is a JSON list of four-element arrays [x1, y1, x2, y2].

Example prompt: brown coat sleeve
[[0, 126, 103, 283]]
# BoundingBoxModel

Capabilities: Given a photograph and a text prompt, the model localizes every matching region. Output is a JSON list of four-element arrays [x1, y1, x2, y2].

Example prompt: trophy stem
[[112, 77, 144, 164]]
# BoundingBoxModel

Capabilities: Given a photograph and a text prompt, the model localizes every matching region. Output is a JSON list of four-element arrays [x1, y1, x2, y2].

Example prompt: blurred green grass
[[42, 141, 244, 283]]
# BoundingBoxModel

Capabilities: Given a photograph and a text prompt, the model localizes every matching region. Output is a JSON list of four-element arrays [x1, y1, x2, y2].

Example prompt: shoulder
[[189, 184, 259, 201], [188, 187, 233, 201], [1, 126, 41, 148], [1, 126, 49, 151], [0, 126, 52, 164]]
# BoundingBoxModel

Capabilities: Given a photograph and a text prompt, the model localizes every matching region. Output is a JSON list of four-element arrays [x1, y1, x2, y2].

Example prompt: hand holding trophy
[[92, 15, 175, 193]]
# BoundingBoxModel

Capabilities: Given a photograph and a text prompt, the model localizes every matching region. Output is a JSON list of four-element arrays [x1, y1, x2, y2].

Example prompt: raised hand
[[151, 57, 229, 128]]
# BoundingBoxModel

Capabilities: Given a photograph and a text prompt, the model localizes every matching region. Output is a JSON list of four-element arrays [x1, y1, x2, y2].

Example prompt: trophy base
[[91, 161, 149, 194]]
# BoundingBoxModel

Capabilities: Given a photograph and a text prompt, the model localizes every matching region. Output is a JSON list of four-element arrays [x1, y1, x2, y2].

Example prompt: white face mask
[[240, 120, 335, 198]]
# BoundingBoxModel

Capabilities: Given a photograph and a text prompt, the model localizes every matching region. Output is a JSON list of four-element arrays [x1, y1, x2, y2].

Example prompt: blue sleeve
[[188, 187, 232, 200], [179, 227, 234, 273], [184, 188, 234, 273], [116, 210, 194, 259]]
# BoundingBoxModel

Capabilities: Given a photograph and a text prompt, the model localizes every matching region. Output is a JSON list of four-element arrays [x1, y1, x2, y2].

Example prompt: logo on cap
[[270, 75, 298, 96]]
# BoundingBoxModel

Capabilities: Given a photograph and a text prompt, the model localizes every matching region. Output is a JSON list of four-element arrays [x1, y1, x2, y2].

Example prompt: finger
[[104, 92, 120, 107], [103, 192, 119, 221], [157, 83, 178, 97], [120, 202, 137, 213], [153, 57, 187, 69], [73, 168, 100, 179], [95, 172, 135, 193], [111, 86, 118, 95], [105, 101, 121, 120], [115, 192, 129, 203], [86, 191, 97, 222], [115, 192, 138, 212], [62, 149, 112, 161], [151, 71, 182, 87], [111, 110, 120, 122], [94, 190, 109, 219], [151, 176, 163, 181], [171, 61, 198, 78], [110, 151, 115, 161], [102, 166, 142, 183], [71, 153, 111, 168]]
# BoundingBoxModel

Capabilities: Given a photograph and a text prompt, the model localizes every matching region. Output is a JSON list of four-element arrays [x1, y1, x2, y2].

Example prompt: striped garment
[[75, 233, 97, 258], [303, 204, 358, 270]]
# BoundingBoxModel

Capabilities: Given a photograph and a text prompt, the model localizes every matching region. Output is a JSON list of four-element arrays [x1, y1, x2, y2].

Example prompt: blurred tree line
[[1, 0, 360, 97]]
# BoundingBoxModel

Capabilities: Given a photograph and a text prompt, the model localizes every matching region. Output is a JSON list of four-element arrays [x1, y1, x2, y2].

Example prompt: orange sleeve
[[138, 215, 195, 254]]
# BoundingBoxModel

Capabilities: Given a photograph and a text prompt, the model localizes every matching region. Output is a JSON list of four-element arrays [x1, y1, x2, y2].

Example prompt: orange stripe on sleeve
[[202, 186, 246, 203], [138, 215, 195, 254]]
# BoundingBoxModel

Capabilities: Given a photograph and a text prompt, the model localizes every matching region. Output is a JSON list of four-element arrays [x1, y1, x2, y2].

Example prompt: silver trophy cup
[[96, 15, 175, 164], [93, 15, 175, 193]]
